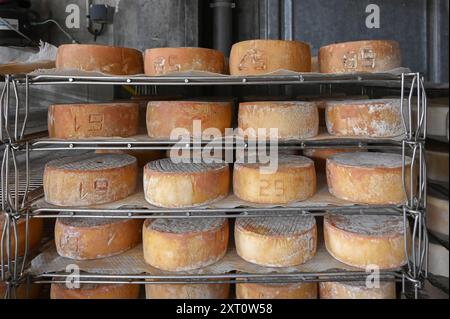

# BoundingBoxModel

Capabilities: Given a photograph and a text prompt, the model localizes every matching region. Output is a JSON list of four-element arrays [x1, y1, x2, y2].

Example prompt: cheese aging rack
[[0, 71, 428, 299]]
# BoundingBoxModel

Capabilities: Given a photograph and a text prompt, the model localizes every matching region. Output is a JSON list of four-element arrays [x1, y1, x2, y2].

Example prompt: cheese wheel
[[324, 214, 410, 269], [146, 101, 232, 139], [44, 154, 138, 206], [303, 148, 365, 172], [56, 44, 144, 75], [237, 282, 317, 299], [0, 214, 43, 258], [50, 282, 140, 299], [426, 150, 449, 183], [48, 103, 139, 139], [319, 40, 401, 73], [326, 152, 413, 204], [235, 215, 317, 267], [55, 213, 143, 260], [145, 283, 230, 299], [238, 101, 319, 139], [143, 159, 229, 208], [144, 47, 225, 75], [325, 99, 404, 137], [230, 40, 311, 75], [142, 217, 229, 271], [233, 155, 316, 204], [427, 195, 449, 238], [319, 281, 396, 299]]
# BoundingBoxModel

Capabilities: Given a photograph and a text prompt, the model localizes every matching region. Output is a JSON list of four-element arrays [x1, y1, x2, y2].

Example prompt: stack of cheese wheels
[[44, 153, 137, 206], [326, 152, 413, 204], [0, 213, 43, 258], [235, 215, 317, 267], [142, 216, 229, 271], [144, 47, 225, 75], [238, 101, 319, 139], [233, 155, 316, 204], [230, 39, 311, 75], [50, 282, 140, 299], [55, 213, 142, 260], [303, 148, 365, 172], [146, 283, 230, 299], [48, 103, 139, 139], [319, 40, 401, 73], [56, 44, 144, 75], [325, 99, 405, 137], [324, 214, 410, 269], [237, 282, 317, 299], [319, 281, 396, 299], [427, 194, 449, 240], [143, 158, 229, 208], [146, 101, 232, 139]]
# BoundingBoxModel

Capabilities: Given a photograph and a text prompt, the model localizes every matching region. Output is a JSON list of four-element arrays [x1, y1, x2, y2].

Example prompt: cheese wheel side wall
[[236, 282, 318, 299], [143, 165, 230, 208], [323, 217, 411, 269], [44, 162, 138, 206], [56, 44, 144, 75], [50, 283, 140, 299], [142, 219, 229, 271], [48, 103, 139, 139], [230, 40, 311, 75], [0, 217, 43, 258], [146, 283, 230, 299], [319, 281, 396, 299], [55, 219, 143, 260]]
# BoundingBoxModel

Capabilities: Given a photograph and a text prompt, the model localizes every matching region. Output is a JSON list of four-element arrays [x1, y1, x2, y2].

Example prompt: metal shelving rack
[[0, 71, 428, 299]]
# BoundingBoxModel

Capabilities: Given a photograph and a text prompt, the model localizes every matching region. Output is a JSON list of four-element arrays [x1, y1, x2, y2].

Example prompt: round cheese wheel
[[236, 282, 317, 299], [326, 152, 413, 204], [50, 282, 140, 299], [230, 39, 311, 75], [56, 44, 144, 75], [0, 213, 43, 258], [143, 159, 230, 208], [235, 215, 317, 267], [319, 281, 396, 299], [319, 40, 401, 73], [238, 101, 319, 139], [55, 213, 143, 260], [233, 155, 316, 204], [325, 99, 404, 137], [48, 103, 139, 139], [324, 214, 410, 269], [44, 154, 138, 206], [303, 148, 365, 172], [145, 283, 230, 299], [146, 101, 232, 139], [427, 195, 449, 238], [142, 217, 229, 271], [144, 47, 225, 75]]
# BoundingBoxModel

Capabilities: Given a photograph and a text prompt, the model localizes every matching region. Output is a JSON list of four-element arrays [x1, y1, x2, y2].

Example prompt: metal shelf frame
[[0, 72, 429, 299]]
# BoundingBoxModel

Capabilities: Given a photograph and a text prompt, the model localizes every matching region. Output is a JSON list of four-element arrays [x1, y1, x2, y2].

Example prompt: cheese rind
[[55, 214, 142, 260], [325, 99, 404, 137], [237, 282, 317, 299], [230, 40, 311, 75], [50, 283, 140, 299], [144, 47, 225, 75], [56, 44, 144, 75], [326, 152, 412, 204], [48, 103, 139, 139], [44, 154, 138, 206], [319, 281, 396, 299], [303, 148, 364, 172], [238, 101, 319, 139], [235, 215, 317, 267], [319, 40, 401, 73], [146, 101, 232, 139], [145, 283, 230, 299], [324, 214, 410, 269], [233, 155, 316, 204], [143, 159, 230, 208], [142, 217, 229, 271]]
